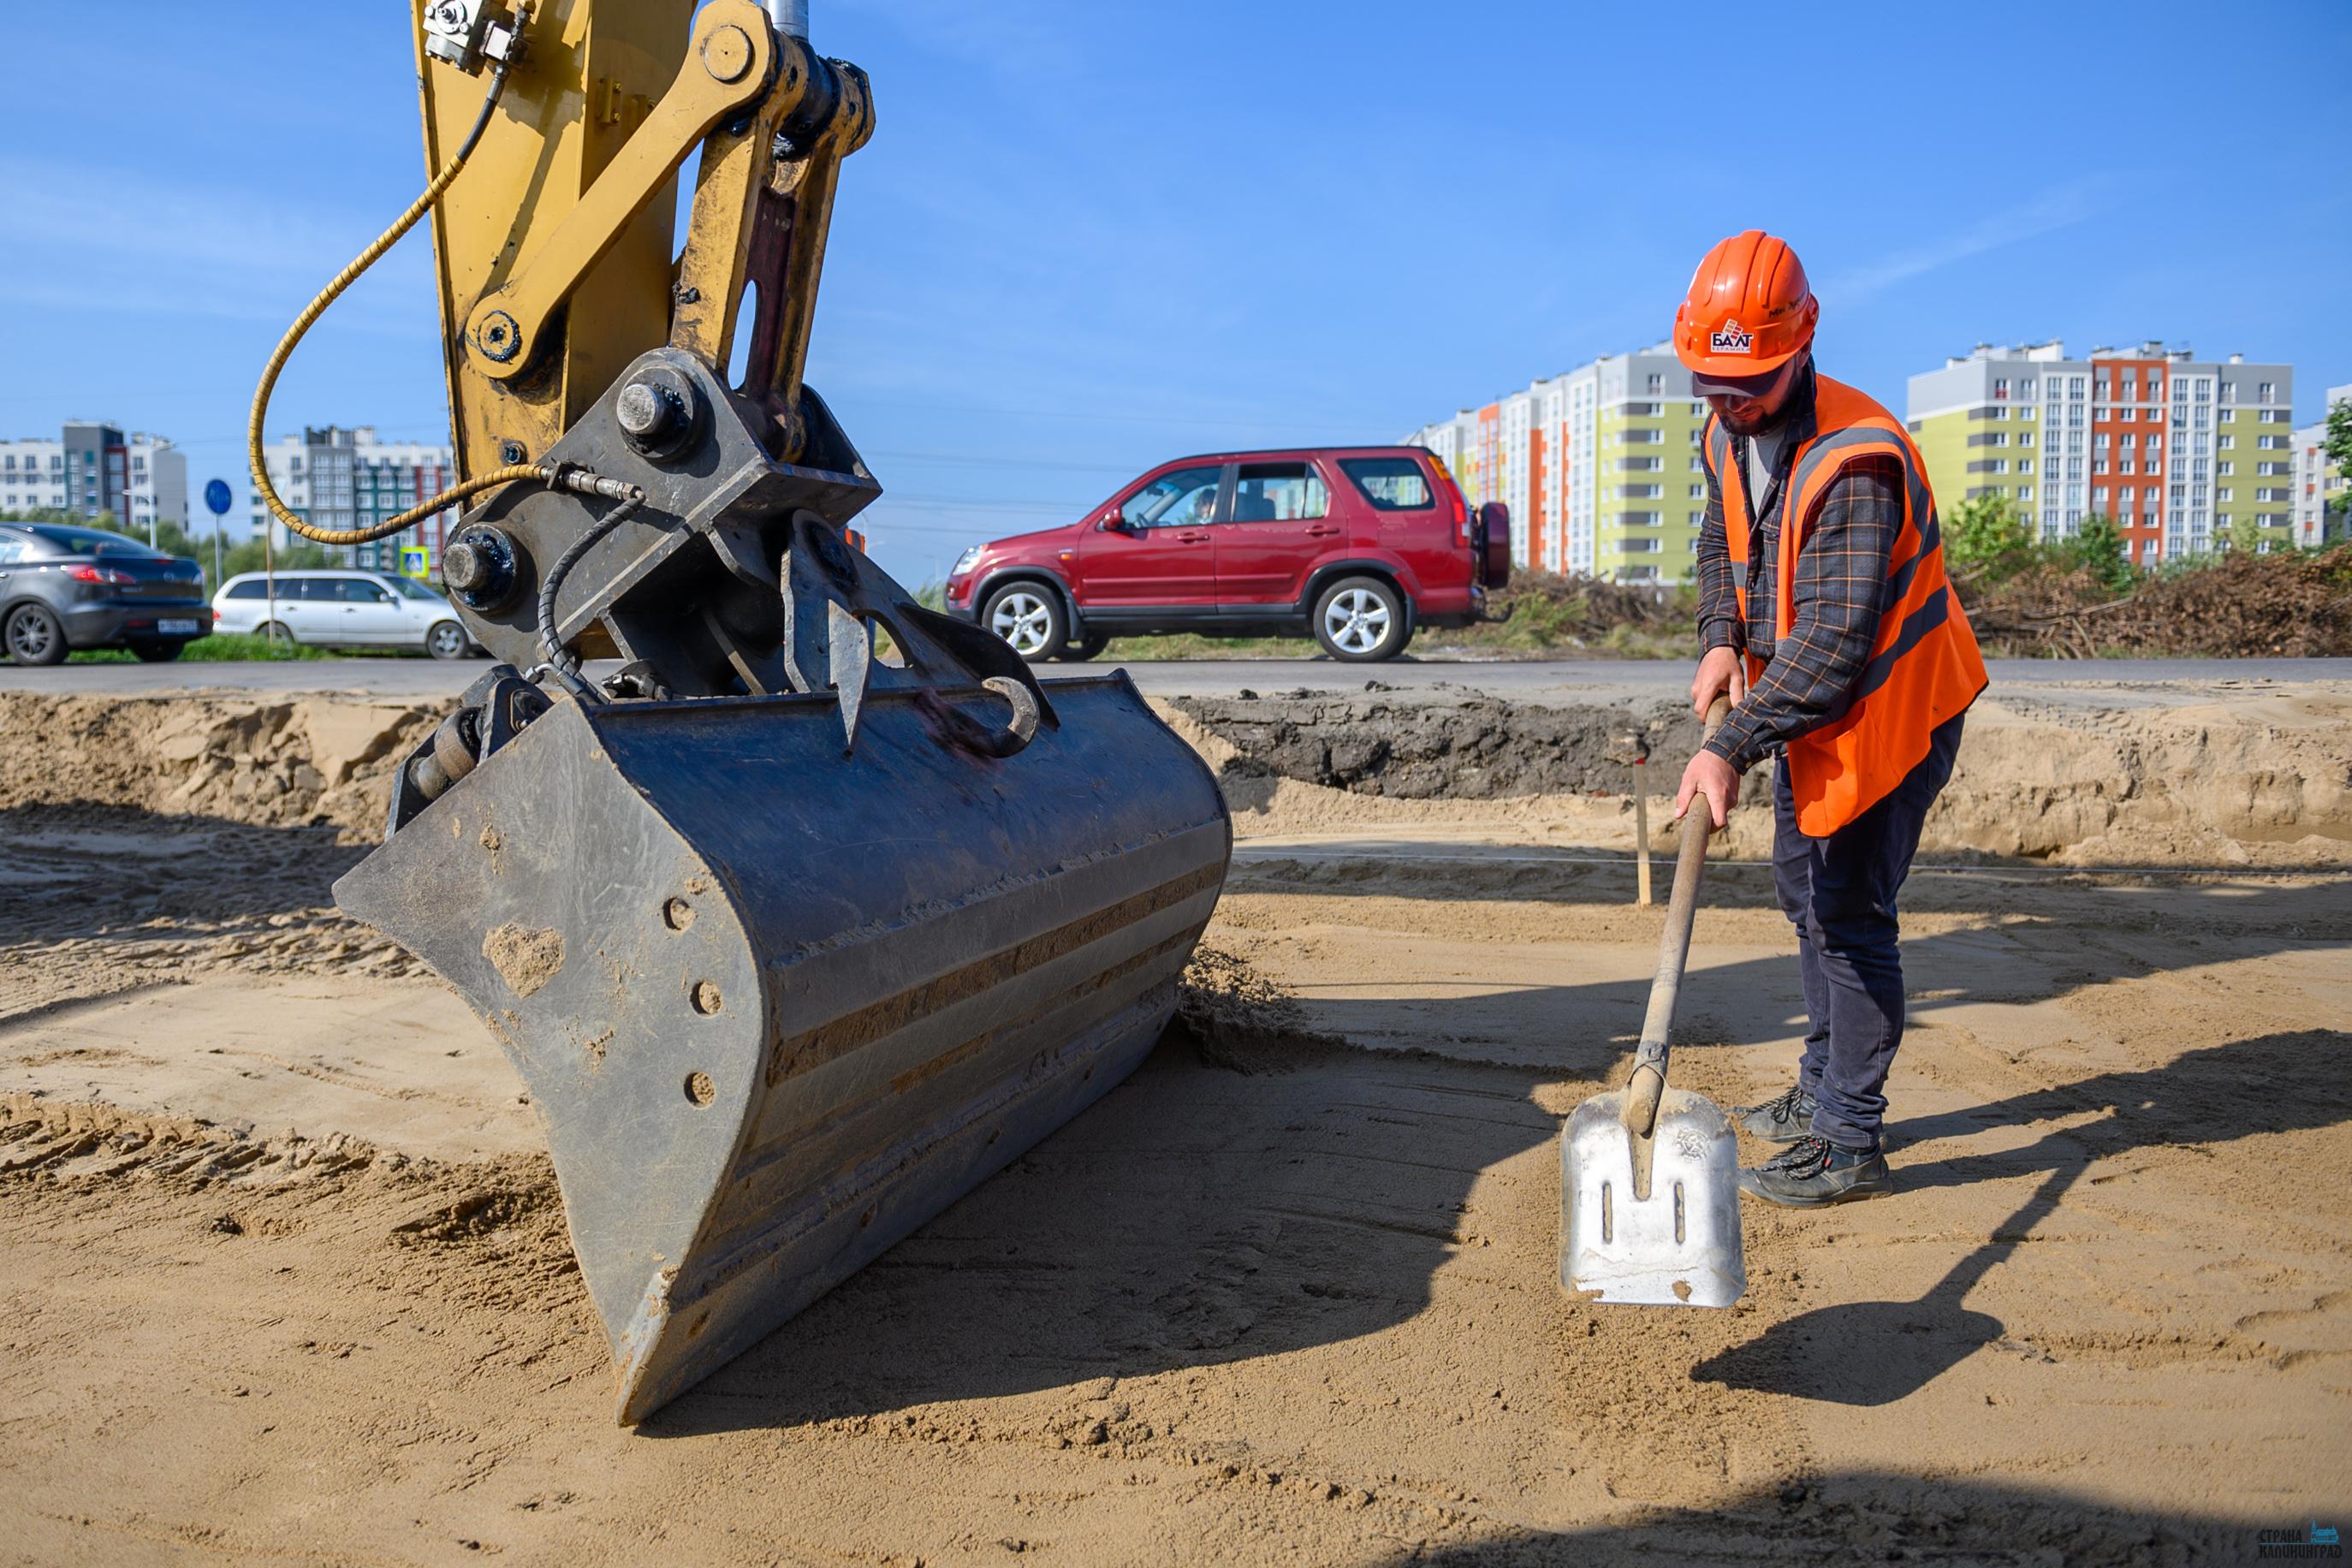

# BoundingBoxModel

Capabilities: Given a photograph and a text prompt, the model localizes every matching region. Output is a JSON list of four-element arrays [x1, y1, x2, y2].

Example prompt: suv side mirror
[[1103, 509, 1137, 534]]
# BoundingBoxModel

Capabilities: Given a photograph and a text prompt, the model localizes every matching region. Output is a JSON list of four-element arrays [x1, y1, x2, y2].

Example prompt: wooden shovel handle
[[1621, 694, 1731, 1137]]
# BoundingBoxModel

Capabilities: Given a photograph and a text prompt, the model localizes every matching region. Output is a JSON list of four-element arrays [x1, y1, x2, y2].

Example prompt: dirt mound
[[1968, 544, 2352, 658], [1173, 946, 1351, 1072], [0, 693, 437, 840]]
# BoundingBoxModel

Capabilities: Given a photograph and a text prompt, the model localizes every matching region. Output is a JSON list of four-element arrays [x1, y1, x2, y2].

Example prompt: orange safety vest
[[1707, 375, 1988, 837]]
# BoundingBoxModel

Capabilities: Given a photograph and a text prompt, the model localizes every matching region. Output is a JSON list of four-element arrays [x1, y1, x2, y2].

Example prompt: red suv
[[943, 447, 1508, 662]]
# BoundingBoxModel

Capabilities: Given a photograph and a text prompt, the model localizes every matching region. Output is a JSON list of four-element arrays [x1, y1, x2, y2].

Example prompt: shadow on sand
[[1690, 1027, 2352, 1407], [644, 1011, 2349, 1436], [1375, 1469, 2253, 1565], [0, 801, 363, 945]]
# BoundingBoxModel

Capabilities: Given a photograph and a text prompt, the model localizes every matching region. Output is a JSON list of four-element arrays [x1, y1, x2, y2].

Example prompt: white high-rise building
[[2292, 383, 2349, 548], [126, 434, 187, 533], [251, 426, 458, 571], [0, 439, 64, 512], [1405, 344, 1708, 583]]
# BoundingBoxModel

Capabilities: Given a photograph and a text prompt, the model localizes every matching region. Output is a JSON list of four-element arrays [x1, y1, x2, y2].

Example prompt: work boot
[[1738, 1136, 1891, 1207], [1735, 1083, 1819, 1144]]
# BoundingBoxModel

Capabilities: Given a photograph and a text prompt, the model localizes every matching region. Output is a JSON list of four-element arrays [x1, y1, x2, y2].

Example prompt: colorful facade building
[[1406, 344, 1710, 583], [1908, 342, 2296, 565], [2292, 384, 2349, 547], [251, 426, 458, 573]]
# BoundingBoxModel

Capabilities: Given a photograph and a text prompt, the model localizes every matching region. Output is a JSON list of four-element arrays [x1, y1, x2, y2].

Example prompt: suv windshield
[[381, 576, 442, 601]]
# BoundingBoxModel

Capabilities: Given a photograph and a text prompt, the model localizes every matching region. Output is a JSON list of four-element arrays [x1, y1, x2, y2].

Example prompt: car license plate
[[157, 619, 199, 636]]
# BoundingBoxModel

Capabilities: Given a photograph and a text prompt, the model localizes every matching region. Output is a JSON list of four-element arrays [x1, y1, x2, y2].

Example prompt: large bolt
[[477, 309, 521, 364], [617, 380, 686, 445], [442, 525, 520, 609], [442, 539, 494, 593], [702, 23, 752, 82], [615, 366, 703, 461]]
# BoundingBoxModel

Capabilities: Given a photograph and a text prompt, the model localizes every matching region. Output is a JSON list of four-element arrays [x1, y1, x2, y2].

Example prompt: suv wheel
[[1312, 576, 1410, 662], [1059, 631, 1110, 662], [983, 583, 1066, 661], [425, 620, 471, 661], [3, 603, 67, 666]]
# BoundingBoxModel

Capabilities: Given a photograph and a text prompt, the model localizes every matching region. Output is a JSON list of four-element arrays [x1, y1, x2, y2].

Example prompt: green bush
[[2056, 514, 2135, 591]]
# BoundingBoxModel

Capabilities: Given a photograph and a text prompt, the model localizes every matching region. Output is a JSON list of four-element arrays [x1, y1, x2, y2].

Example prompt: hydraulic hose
[[247, 10, 538, 548], [536, 479, 647, 701]]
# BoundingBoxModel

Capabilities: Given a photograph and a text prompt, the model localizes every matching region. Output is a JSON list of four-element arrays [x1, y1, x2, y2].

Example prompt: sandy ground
[[1, 681, 2348, 1565]]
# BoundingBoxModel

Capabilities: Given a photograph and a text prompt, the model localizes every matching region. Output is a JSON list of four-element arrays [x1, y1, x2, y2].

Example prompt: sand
[[2, 680, 2347, 1564]]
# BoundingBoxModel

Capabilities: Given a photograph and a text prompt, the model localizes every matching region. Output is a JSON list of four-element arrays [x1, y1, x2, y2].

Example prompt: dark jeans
[[1772, 713, 1965, 1150]]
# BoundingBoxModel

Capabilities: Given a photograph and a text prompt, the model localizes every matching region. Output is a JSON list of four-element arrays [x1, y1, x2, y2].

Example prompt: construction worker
[[1670, 230, 1989, 1207]]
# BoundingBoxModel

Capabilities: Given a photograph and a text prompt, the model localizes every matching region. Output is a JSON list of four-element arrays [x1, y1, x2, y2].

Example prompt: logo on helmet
[[1710, 320, 1755, 355]]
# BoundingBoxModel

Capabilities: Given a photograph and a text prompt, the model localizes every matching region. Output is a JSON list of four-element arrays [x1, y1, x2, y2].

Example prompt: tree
[[2325, 398, 2352, 545], [0, 506, 99, 527], [2059, 514, 2135, 591], [221, 537, 338, 581], [1942, 492, 2034, 581], [2227, 513, 2264, 557]]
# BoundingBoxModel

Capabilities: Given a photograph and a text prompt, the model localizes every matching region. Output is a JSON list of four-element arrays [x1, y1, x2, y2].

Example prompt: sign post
[[202, 479, 232, 600]]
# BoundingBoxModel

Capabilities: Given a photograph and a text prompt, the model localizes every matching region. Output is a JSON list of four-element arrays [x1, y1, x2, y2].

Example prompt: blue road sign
[[204, 478, 233, 517]]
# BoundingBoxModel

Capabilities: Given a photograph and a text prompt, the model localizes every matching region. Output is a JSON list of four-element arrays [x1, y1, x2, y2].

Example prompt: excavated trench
[[1172, 680, 2352, 864], [1171, 687, 1699, 800], [1, 678, 2345, 870]]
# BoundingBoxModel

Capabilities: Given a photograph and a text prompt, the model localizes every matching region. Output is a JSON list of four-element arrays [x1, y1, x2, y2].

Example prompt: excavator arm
[[417, 0, 864, 475], [274, 1, 1233, 1424]]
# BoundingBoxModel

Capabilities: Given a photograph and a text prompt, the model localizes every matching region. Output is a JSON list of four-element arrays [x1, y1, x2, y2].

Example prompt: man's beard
[[1719, 403, 1780, 437], [1716, 355, 1807, 437]]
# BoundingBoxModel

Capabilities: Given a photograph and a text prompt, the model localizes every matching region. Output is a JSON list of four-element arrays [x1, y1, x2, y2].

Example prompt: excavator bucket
[[335, 672, 1228, 1424]]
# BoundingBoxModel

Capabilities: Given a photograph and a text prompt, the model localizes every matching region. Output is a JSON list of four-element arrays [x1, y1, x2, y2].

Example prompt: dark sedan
[[0, 522, 213, 664]]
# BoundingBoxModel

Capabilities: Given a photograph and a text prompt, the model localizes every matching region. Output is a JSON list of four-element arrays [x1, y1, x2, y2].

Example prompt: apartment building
[[1406, 344, 1710, 583], [0, 423, 187, 534], [1908, 342, 2296, 566], [251, 426, 458, 572], [2292, 383, 2349, 547]]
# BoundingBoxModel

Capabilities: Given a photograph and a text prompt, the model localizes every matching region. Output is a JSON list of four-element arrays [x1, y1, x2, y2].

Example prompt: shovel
[[1560, 695, 1745, 1308]]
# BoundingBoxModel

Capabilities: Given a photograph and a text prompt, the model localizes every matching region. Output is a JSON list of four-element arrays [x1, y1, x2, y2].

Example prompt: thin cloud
[[827, 0, 1081, 82], [0, 152, 437, 336], [1826, 180, 2111, 303]]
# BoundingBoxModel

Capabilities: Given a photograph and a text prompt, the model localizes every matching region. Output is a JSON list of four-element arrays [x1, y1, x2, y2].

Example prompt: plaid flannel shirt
[[1696, 372, 1904, 775]]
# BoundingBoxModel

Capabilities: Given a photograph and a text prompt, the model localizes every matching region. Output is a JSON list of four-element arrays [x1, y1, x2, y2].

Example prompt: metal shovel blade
[[1560, 1085, 1745, 1307]]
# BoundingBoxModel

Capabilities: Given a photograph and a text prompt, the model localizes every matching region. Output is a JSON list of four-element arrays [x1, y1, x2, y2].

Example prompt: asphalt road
[[4, 655, 2347, 703]]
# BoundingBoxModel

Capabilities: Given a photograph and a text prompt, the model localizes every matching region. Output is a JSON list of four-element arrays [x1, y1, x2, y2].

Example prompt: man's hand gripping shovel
[[1560, 696, 1746, 1307]]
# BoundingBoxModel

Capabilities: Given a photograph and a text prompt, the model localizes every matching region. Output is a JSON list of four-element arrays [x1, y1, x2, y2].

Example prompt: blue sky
[[3, 0, 2347, 585]]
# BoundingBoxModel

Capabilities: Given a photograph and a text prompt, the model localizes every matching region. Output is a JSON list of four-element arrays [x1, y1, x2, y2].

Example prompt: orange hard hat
[[1672, 230, 1819, 380]]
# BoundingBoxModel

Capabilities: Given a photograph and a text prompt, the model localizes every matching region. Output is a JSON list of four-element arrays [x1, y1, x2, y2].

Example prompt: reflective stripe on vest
[[1703, 374, 1988, 836]]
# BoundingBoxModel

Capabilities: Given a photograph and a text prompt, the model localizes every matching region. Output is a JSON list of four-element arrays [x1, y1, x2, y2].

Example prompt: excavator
[[250, 0, 1230, 1425]]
